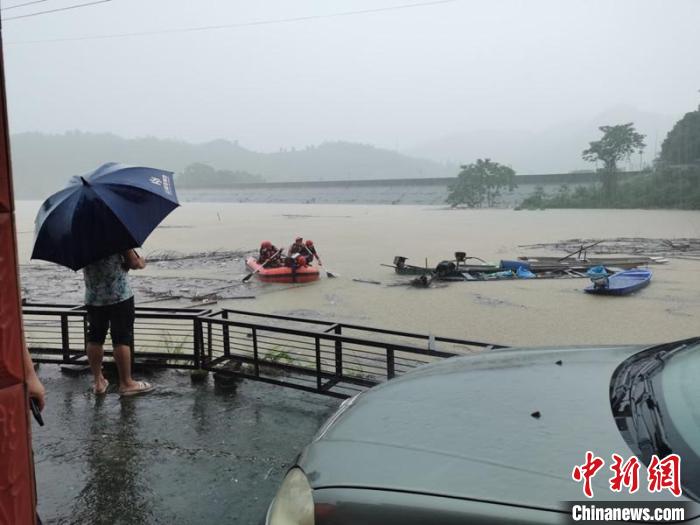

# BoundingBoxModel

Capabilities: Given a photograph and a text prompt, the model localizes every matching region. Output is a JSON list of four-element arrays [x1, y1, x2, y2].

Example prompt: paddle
[[242, 248, 283, 282], [307, 246, 336, 278]]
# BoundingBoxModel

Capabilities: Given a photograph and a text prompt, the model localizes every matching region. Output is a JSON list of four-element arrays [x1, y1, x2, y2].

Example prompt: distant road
[[179, 171, 648, 206], [195, 171, 642, 190]]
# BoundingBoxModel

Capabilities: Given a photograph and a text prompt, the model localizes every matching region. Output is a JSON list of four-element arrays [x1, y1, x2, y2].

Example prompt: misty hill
[[407, 106, 677, 173], [10, 132, 455, 198]]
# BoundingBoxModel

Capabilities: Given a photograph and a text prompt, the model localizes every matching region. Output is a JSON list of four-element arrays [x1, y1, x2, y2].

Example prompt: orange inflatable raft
[[245, 257, 320, 283]]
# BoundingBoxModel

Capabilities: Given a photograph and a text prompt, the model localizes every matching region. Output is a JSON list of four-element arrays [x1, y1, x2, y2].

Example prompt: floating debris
[[519, 237, 700, 258], [352, 278, 381, 285], [138, 295, 183, 305], [19, 253, 254, 305], [146, 249, 247, 263], [410, 275, 432, 288]]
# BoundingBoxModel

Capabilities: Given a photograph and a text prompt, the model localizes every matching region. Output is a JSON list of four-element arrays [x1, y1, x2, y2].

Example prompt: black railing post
[[222, 311, 230, 357], [207, 321, 213, 362], [81, 308, 88, 351], [193, 319, 202, 369], [334, 324, 343, 378], [387, 346, 395, 379], [252, 327, 259, 377], [60, 314, 69, 363], [315, 336, 322, 391], [129, 313, 135, 373]]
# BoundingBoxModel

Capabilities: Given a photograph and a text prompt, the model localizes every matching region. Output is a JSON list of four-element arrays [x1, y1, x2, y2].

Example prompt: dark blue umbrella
[[32, 162, 179, 270]]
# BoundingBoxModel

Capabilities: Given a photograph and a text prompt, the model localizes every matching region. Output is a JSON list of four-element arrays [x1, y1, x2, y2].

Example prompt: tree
[[518, 185, 546, 209], [446, 159, 516, 208], [658, 106, 700, 166], [582, 123, 645, 201], [654, 105, 700, 209]]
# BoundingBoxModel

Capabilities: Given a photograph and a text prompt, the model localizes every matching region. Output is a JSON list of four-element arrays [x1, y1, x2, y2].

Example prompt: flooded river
[[15, 201, 700, 347]]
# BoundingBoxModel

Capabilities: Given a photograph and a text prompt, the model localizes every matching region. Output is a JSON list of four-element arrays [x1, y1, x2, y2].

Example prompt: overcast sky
[[3, 0, 700, 154]]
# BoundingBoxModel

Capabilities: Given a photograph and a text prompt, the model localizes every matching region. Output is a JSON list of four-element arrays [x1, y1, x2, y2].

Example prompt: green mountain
[[10, 131, 455, 198]]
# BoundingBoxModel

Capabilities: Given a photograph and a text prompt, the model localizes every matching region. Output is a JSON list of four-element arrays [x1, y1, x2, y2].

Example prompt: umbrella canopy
[[32, 162, 179, 270]]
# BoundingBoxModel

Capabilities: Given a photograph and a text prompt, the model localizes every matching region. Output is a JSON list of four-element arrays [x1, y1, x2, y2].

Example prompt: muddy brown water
[[16, 201, 700, 347]]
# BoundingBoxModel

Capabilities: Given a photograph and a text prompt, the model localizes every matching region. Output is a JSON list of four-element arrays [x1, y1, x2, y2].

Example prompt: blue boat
[[584, 269, 652, 296]]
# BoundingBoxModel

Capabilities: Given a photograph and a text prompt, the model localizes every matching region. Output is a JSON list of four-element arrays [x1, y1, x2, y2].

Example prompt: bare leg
[[87, 342, 108, 393], [113, 344, 139, 391]]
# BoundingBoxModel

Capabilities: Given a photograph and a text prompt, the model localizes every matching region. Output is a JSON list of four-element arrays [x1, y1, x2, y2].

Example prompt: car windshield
[[658, 342, 700, 498], [610, 339, 700, 501], [661, 343, 700, 457]]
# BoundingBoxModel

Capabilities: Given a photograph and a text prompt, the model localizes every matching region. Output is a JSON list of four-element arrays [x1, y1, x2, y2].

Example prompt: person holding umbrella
[[83, 248, 151, 395], [32, 162, 180, 396]]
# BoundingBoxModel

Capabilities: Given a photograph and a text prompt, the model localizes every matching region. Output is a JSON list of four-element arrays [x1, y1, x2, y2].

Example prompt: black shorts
[[86, 296, 135, 346]]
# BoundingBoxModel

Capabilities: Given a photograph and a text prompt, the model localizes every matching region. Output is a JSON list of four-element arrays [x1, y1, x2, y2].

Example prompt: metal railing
[[23, 303, 212, 369], [23, 304, 504, 398]]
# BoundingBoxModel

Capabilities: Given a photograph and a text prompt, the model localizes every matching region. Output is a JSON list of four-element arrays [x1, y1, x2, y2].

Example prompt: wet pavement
[[32, 365, 340, 524]]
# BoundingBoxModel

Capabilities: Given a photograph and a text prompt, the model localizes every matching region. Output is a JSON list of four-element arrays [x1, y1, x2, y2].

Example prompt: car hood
[[299, 345, 694, 510]]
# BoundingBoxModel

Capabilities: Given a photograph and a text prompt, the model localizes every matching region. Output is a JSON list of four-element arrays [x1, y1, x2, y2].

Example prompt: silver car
[[265, 338, 700, 524]]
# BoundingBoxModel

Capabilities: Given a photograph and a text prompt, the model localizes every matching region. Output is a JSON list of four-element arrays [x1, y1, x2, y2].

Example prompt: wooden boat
[[463, 269, 585, 281], [584, 269, 652, 295], [384, 254, 499, 280], [518, 255, 668, 269], [245, 257, 320, 283], [385, 262, 499, 277], [385, 255, 592, 282], [502, 256, 662, 273]]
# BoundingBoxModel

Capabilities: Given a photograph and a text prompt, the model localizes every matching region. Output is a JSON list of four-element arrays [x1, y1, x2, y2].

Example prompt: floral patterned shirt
[[83, 253, 133, 306]]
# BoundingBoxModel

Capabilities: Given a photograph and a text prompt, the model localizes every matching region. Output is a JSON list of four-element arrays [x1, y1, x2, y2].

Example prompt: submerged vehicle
[[585, 268, 652, 296], [265, 338, 700, 524], [245, 256, 320, 283]]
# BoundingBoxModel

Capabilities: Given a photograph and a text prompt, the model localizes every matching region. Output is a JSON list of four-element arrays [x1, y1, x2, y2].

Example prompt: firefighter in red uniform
[[288, 237, 305, 257], [258, 241, 280, 266], [303, 239, 318, 265], [286, 237, 305, 267]]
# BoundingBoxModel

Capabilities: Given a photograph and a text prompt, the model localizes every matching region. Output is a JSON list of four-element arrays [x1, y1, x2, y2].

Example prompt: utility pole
[[0, 18, 39, 525]]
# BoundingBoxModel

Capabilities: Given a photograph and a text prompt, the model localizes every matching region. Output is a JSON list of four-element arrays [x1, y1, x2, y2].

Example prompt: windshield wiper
[[611, 340, 697, 460], [629, 375, 672, 461], [611, 339, 698, 409]]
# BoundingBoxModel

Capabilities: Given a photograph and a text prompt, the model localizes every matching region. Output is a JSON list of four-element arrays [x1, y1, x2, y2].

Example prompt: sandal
[[119, 381, 155, 397], [93, 378, 109, 395]]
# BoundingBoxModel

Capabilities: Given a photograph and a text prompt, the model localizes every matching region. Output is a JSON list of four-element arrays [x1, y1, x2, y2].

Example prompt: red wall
[[0, 36, 36, 525]]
